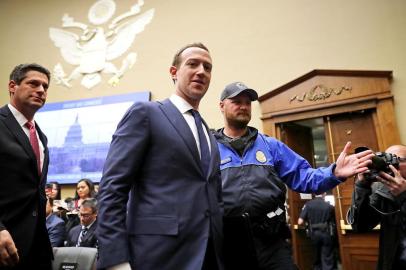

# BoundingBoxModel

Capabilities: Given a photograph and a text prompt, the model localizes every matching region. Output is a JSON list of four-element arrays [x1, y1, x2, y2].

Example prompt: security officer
[[298, 193, 337, 270], [214, 82, 373, 270]]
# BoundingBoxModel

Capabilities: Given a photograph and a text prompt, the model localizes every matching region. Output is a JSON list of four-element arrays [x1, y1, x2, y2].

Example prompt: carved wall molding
[[290, 84, 352, 103]]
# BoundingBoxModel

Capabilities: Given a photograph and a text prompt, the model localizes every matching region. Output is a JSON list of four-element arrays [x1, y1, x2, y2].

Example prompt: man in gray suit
[[0, 63, 53, 269], [97, 43, 223, 270]]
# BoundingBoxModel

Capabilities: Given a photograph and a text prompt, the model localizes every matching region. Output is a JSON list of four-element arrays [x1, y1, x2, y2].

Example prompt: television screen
[[36, 92, 150, 184]]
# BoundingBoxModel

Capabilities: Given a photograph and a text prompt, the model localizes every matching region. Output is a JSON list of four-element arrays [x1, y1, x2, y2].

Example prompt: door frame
[[279, 123, 317, 270]]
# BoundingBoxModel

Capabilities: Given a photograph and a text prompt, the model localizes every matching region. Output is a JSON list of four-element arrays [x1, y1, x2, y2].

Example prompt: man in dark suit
[[97, 42, 223, 270], [66, 198, 98, 248], [0, 63, 53, 269], [46, 197, 66, 247]]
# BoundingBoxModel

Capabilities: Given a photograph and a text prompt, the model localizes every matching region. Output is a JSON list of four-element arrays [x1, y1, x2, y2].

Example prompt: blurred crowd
[[45, 179, 98, 249]]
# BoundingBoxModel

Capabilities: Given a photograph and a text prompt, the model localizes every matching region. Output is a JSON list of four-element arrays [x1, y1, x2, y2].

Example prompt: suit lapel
[[74, 227, 82, 244], [159, 99, 201, 169], [0, 106, 39, 176], [82, 221, 97, 243]]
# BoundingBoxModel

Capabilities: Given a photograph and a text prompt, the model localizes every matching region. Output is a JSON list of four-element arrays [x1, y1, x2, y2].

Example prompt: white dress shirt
[[169, 94, 211, 156]]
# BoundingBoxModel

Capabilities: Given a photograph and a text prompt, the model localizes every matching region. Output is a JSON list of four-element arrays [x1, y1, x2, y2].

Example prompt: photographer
[[348, 144, 406, 270]]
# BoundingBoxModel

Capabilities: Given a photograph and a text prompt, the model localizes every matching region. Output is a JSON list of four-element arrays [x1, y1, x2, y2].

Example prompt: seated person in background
[[46, 181, 66, 218], [348, 145, 406, 270], [65, 178, 97, 234], [66, 198, 98, 248], [73, 178, 97, 212], [57, 197, 80, 234], [46, 197, 65, 247], [45, 181, 61, 200]]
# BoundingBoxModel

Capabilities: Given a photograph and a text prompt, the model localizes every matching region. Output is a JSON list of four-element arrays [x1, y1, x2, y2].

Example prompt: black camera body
[[355, 147, 400, 180]]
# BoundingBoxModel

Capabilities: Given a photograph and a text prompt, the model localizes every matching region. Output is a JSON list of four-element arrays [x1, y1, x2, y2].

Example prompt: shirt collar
[[8, 104, 32, 127], [169, 94, 194, 114], [82, 220, 96, 230]]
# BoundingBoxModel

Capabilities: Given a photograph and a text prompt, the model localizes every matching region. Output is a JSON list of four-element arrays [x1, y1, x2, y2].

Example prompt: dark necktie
[[77, 227, 88, 247], [25, 121, 41, 175], [190, 110, 210, 176]]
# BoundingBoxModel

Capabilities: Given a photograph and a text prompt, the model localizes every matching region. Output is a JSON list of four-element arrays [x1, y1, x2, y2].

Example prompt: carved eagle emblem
[[49, 0, 154, 89]]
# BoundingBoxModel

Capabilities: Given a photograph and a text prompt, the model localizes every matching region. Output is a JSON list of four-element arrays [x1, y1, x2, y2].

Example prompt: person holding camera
[[348, 144, 406, 270], [214, 82, 374, 270]]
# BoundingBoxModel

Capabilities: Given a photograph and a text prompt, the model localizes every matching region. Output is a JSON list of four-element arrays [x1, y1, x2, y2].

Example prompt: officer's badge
[[256, 151, 267, 163]]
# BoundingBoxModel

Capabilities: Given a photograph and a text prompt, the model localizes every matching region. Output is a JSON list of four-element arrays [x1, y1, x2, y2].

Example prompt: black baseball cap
[[220, 82, 258, 101]]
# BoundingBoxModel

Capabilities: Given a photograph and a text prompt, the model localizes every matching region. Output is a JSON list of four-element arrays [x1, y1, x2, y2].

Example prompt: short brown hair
[[9, 63, 51, 84], [171, 42, 209, 68]]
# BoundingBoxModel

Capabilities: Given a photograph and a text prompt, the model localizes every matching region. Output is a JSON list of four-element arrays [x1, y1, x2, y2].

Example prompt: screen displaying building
[[36, 92, 150, 184]]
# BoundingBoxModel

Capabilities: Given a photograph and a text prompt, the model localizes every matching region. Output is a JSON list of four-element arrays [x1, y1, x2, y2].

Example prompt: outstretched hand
[[334, 142, 374, 179]]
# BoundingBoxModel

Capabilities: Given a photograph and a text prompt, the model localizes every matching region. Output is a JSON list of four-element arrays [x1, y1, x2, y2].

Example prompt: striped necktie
[[76, 227, 88, 247]]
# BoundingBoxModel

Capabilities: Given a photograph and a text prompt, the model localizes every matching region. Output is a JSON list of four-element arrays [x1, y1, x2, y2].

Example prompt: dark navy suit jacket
[[0, 105, 53, 265], [97, 99, 224, 270], [46, 213, 65, 247]]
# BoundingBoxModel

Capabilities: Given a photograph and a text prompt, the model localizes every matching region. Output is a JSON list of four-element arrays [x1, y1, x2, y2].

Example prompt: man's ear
[[219, 101, 225, 113], [169, 66, 177, 81], [8, 80, 17, 95]]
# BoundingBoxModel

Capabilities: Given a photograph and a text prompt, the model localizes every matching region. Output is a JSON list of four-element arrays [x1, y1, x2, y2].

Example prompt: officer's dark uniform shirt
[[300, 197, 337, 270], [300, 197, 335, 225]]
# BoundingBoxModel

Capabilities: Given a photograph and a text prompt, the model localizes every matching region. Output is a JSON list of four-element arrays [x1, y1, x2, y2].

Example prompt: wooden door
[[280, 123, 316, 270], [325, 110, 380, 270]]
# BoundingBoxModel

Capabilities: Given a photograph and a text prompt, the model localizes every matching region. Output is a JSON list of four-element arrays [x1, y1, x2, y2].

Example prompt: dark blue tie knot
[[190, 110, 210, 177], [190, 110, 202, 121]]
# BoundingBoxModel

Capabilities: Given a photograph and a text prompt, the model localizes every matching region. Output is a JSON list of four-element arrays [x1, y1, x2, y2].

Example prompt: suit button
[[205, 210, 211, 217], [32, 211, 37, 216]]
